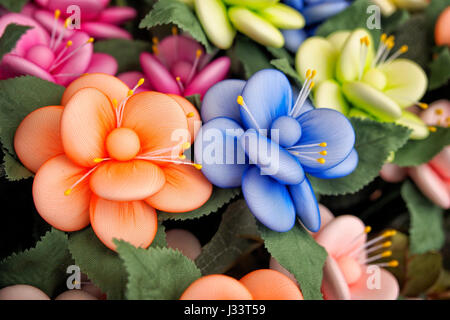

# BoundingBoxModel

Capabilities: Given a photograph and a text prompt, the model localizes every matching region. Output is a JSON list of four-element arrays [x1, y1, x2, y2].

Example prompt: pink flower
[[118, 34, 231, 99], [380, 100, 450, 209], [0, 13, 117, 86], [25, 0, 136, 40]]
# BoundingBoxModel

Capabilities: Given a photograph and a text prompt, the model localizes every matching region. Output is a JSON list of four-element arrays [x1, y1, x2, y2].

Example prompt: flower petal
[[310, 148, 358, 179], [242, 166, 296, 232], [241, 69, 292, 130], [0, 54, 55, 83], [157, 35, 204, 70], [168, 94, 201, 143], [289, 178, 321, 232], [430, 147, 450, 180], [318, 204, 335, 230], [194, 117, 248, 188], [61, 88, 116, 167], [421, 99, 450, 126], [184, 56, 231, 98], [314, 79, 350, 114], [201, 79, 245, 124], [166, 229, 202, 260], [321, 256, 352, 300], [90, 160, 166, 202], [46, 0, 103, 20], [145, 163, 212, 212], [295, 108, 355, 172], [140, 52, 181, 95], [396, 110, 429, 140], [117, 71, 152, 92], [258, 3, 305, 29], [80, 22, 132, 39], [302, 1, 350, 25], [349, 266, 399, 300], [33, 9, 75, 39], [85, 53, 118, 75], [281, 28, 307, 53], [90, 196, 157, 251], [380, 163, 408, 183], [98, 7, 136, 25], [14, 106, 64, 173], [240, 269, 303, 300], [33, 155, 91, 231]]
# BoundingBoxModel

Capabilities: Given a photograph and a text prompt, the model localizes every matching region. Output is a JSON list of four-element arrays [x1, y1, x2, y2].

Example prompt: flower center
[[106, 128, 141, 161], [362, 68, 387, 91], [337, 256, 362, 285], [271, 116, 302, 148]]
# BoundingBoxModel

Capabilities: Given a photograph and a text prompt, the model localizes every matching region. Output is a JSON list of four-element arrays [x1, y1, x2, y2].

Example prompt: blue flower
[[195, 69, 357, 233]]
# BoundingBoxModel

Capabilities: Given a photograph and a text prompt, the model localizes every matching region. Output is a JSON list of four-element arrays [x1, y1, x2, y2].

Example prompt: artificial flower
[[13, 73, 213, 250], [118, 33, 231, 99], [23, 0, 136, 39], [0, 284, 98, 300], [180, 269, 303, 300], [0, 13, 117, 86], [166, 229, 202, 260], [194, 0, 305, 49], [195, 69, 357, 233], [371, 0, 429, 17], [435, 6, 450, 46], [296, 28, 429, 139], [380, 100, 450, 209]]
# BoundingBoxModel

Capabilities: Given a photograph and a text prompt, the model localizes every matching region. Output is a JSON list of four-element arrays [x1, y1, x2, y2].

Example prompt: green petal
[[228, 6, 284, 48], [326, 31, 351, 52], [295, 37, 337, 84], [314, 79, 349, 114], [362, 68, 387, 91], [223, 0, 280, 10], [195, 0, 236, 49], [348, 107, 373, 119], [392, 0, 428, 10], [342, 81, 402, 121], [378, 59, 428, 108], [258, 3, 305, 29], [336, 29, 375, 83], [396, 110, 429, 140]]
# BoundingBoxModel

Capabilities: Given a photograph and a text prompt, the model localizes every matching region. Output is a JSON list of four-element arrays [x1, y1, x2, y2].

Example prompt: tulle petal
[[310, 148, 358, 179], [46, 0, 103, 20], [140, 52, 181, 95], [157, 35, 204, 70], [302, 1, 350, 25], [349, 266, 399, 300], [85, 53, 118, 75], [80, 22, 132, 39], [98, 7, 136, 25], [318, 204, 335, 230], [0, 54, 55, 82], [321, 256, 352, 300], [430, 147, 450, 180], [409, 164, 450, 209], [168, 94, 201, 143], [281, 28, 307, 53], [289, 178, 321, 232], [379, 163, 408, 183], [33, 9, 75, 39], [180, 275, 253, 300]]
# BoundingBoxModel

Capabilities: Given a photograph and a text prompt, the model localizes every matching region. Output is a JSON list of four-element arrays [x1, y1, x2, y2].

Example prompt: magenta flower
[[24, 0, 136, 39], [118, 34, 231, 98], [0, 13, 117, 86]]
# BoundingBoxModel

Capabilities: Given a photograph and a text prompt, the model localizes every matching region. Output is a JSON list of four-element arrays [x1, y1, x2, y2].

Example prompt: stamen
[[317, 158, 326, 164], [186, 112, 195, 118], [185, 49, 203, 85], [365, 241, 392, 255], [52, 40, 73, 66], [359, 36, 370, 80], [183, 142, 191, 150], [135, 154, 202, 169], [377, 35, 395, 66], [49, 9, 61, 50], [364, 250, 392, 264], [132, 78, 145, 92], [50, 38, 95, 72], [175, 76, 185, 92], [335, 225, 372, 258], [372, 260, 399, 268], [290, 69, 317, 118], [287, 142, 327, 150], [237, 95, 261, 131], [435, 108, 443, 115], [290, 152, 326, 164], [64, 165, 101, 196], [53, 18, 71, 51], [152, 36, 159, 45], [418, 102, 429, 110], [152, 44, 159, 55], [178, 154, 186, 160], [384, 45, 408, 65], [172, 26, 178, 36], [350, 229, 396, 258], [428, 126, 437, 132]]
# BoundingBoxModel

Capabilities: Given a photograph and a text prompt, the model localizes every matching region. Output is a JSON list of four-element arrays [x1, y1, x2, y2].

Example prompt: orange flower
[[14, 73, 213, 250]]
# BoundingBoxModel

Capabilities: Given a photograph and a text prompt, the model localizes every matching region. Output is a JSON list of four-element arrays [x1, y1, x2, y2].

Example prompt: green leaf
[[429, 47, 450, 90], [195, 199, 260, 275], [381, 10, 410, 35], [233, 36, 272, 79], [152, 222, 168, 249], [185, 94, 201, 110], [401, 180, 444, 255], [258, 223, 327, 300], [0, 24, 31, 61], [0, 229, 73, 297], [115, 242, 201, 300], [309, 118, 411, 196], [139, 0, 213, 53], [158, 187, 240, 221], [270, 58, 302, 87], [94, 39, 150, 74], [387, 232, 409, 287], [425, 0, 450, 37], [393, 127, 450, 167], [68, 228, 128, 300], [2, 151, 33, 181], [267, 46, 294, 65], [0, 0, 27, 12], [401, 251, 442, 297]]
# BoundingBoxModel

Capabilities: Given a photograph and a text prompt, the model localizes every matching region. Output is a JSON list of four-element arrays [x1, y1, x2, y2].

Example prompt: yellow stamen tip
[[435, 108, 443, 115], [382, 230, 395, 237], [400, 45, 408, 53], [55, 9, 61, 19], [381, 250, 392, 258], [176, 76, 181, 81], [428, 126, 437, 132], [64, 189, 72, 196], [418, 103, 428, 109], [112, 98, 118, 108], [306, 69, 311, 79], [237, 95, 244, 106], [194, 164, 202, 170], [383, 241, 392, 248], [66, 40, 73, 47], [381, 33, 387, 42], [309, 81, 315, 89], [93, 158, 104, 164], [319, 142, 327, 147], [196, 49, 202, 57], [152, 45, 159, 55], [182, 142, 191, 150], [172, 26, 178, 35], [152, 36, 159, 44], [88, 38, 95, 43], [317, 158, 326, 164], [388, 260, 399, 267], [311, 70, 317, 78], [64, 18, 71, 28], [127, 90, 134, 96], [178, 154, 186, 160], [137, 78, 145, 86], [364, 226, 372, 234], [186, 112, 195, 118], [319, 150, 327, 156]]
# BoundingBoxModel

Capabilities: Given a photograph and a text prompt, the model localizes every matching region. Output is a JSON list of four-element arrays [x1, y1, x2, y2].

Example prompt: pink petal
[[349, 266, 399, 300], [380, 163, 408, 183], [20, 3, 39, 17], [408, 164, 450, 209], [429, 147, 450, 180], [140, 52, 180, 95], [0, 54, 55, 82], [46, 0, 103, 20], [158, 35, 204, 70], [98, 7, 136, 25], [33, 9, 75, 39], [117, 71, 152, 92], [322, 256, 351, 300], [315, 215, 366, 258], [85, 53, 118, 75], [80, 22, 132, 40], [34, 0, 49, 7], [318, 204, 335, 230], [421, 99, 450, 126], [184, 56, 231, 98], [25, 44, 55, 70]]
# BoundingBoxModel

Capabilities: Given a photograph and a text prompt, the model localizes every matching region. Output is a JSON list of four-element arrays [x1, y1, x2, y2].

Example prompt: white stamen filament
[[237, 96, 261, 131], [185, 49, 202, 85], [50, 38, 94, 72]]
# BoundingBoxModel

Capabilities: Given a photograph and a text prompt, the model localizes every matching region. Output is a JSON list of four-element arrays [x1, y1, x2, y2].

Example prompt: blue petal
[[201, 79, 246, 124], [310, 148, 358, 179], [241, 69, 292, 130], [295, 108, 355, 173], [281, 28, 308, 53], [289, 178, 321, 232], [194, 117, 249, 188], [283, 0, 304, 11], [239, 129, 305, 185], [303, 1, 350, 25], [243, 166, 296, 232], [270, 116, 302, 148]]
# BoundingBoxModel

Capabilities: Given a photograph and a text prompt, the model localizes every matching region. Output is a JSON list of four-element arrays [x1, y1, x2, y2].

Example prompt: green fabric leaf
[[94, 39, 150, 74], [139, 0, 213, 53], [309, 118, 411, 196], [258, 223, 327, 300], [381, 9, 410, 35], [429, 47, 450, 90], [158, 187, 240, 221], [393, 127, 450, 167], [185, 94, 201, 110], [267, 46, 294, 65], [270, 58, 302, 87], [115, 242, 201, 300], [195, 199, 260, 275], [2, 151, 33, 181], [152, 222, 168, 249], [0, 229, 73, 297], [0, 24, 31, 61], [232, 36, 272, 79], [401, 180, 444, 255], [0, 0, 27, 12]]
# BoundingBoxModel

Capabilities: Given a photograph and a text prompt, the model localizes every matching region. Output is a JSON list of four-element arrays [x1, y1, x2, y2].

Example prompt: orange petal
[[89, 160, 166, 201], [240, 269, 304, 300], [61, 88, 116, 167], [61, 73, 129, 106], [90, 195, 157, 251], [145, 164, 212, 212], [14, 106, 64, 173], [180, 275, 253, 300], [121, 91, 189, 156], [32, 155, 91, 231], [168, 94, 201, 143]]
